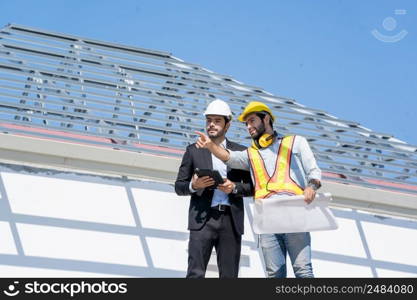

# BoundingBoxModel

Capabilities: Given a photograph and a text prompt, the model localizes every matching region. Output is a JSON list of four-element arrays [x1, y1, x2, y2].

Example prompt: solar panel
[[1, 23, 416, 194]]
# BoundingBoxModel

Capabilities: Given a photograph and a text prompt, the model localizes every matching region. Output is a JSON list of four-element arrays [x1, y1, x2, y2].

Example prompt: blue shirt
[[189, 139, 230, 206], [210, 140, 230, 207]]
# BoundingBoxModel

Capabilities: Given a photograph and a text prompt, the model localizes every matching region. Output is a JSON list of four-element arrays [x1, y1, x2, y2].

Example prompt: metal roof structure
[[1, 24, 417, 218]]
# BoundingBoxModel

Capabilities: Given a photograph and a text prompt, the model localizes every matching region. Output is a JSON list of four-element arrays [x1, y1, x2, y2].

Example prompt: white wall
[[0, 163, 416, 278]]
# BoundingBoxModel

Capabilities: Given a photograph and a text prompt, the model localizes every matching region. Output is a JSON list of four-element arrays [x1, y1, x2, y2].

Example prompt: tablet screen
[[194, 168, 225, 187]]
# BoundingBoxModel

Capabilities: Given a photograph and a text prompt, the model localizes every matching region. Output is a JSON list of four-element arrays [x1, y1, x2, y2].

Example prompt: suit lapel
[[199, 139, 234, 170], [225, 139, 232, 174], [226, 138, 234, 151], [201, 148, 213, 169]]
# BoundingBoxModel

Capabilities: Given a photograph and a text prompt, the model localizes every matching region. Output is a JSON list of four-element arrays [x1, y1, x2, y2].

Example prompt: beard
[[207, 127, 226, 139], [251, 122, 266, 140]]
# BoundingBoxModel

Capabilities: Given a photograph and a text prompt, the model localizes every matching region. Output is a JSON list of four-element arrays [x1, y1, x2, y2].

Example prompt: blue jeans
[[260, 232, 314, 278]]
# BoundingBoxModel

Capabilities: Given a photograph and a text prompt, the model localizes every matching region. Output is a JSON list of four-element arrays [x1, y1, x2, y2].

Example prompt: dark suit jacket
[[175, 139, 253, 235]]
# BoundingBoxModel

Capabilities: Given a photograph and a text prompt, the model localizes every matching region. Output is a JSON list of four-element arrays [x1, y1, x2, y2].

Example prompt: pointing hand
[[195, 131, 212, 149]]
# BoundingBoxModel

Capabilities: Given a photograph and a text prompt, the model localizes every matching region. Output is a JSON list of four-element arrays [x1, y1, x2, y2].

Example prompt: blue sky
[[1, 0, 416, 145]]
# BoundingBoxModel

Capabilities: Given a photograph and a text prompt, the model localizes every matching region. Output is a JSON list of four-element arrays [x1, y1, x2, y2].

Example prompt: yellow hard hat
[[238, 101, 276, 122]]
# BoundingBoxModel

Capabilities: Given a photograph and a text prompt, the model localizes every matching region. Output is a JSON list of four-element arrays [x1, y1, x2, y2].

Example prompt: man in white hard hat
[[175, 100, 253, 278]]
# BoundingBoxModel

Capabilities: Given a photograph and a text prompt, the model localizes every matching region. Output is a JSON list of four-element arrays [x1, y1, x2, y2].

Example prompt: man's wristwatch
[[307, 181, 320, 191], [232, 184, 238, 194]]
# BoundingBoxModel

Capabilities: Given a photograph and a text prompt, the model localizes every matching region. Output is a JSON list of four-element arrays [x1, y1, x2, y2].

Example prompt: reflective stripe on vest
[[247, 135, 304, 200]]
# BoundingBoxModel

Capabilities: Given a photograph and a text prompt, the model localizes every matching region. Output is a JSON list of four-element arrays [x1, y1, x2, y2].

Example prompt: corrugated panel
[[0, 23, 416, 195]]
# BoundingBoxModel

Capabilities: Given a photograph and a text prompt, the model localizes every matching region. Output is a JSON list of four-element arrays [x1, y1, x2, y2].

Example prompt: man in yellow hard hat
[[175, 100, 253, 278], [195, 101, 322, 278]]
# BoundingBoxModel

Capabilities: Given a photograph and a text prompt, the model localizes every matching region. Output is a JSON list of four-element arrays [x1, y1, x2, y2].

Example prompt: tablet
[[194, 168, 225, 188]]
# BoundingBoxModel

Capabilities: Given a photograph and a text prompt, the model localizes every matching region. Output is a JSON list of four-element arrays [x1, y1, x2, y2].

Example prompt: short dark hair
[[256, 112, 273, 128]]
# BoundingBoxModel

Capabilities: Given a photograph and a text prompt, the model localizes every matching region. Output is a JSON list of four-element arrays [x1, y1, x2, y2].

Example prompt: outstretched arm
[[195, 131, 230, 162]]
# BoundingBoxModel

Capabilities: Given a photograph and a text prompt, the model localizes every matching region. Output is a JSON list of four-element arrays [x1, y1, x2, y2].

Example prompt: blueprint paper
[[253, 193, 339, 234]]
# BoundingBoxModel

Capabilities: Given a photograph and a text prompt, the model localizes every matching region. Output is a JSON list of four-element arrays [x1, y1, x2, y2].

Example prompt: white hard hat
[[204, 100, 232, 120]]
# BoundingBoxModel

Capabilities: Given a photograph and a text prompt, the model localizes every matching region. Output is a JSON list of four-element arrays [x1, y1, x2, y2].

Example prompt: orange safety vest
[[247, 135, 304, 200]]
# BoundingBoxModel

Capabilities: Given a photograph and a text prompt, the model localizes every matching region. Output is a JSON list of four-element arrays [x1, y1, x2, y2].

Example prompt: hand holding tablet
[[194, 168, 225, 189]]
